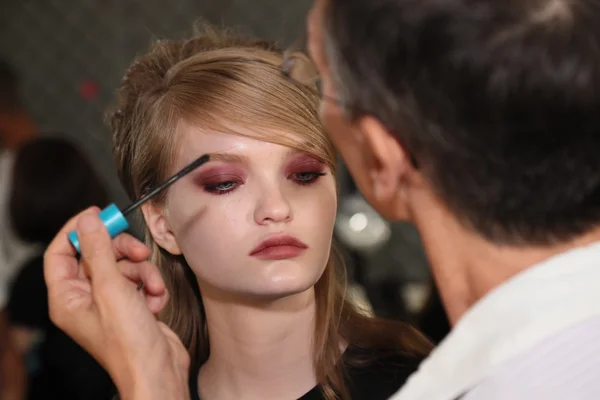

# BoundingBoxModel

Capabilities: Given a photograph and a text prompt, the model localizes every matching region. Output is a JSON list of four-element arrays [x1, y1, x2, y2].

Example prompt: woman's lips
[[249, 234, 308, 260]]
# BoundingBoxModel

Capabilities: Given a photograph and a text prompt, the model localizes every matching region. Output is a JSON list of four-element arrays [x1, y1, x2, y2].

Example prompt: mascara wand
[[68, 154, 211, 253]]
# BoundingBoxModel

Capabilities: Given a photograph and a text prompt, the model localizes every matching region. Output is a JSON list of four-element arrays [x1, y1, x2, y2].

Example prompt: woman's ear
[[141, 202, 182, 255]]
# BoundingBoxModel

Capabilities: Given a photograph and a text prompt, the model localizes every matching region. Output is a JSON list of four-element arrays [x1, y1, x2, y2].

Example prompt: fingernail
[[79, 214, 101, 233]]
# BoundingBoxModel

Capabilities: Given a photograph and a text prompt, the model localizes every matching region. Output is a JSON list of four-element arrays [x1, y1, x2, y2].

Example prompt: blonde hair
[[108, 21, 431, 400]]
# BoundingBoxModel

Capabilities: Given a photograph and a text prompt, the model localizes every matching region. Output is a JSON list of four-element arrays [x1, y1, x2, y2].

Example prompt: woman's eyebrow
[[204, 152, 248, 164]]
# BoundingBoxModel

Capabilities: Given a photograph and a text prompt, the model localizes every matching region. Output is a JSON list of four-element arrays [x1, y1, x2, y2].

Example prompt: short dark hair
[[10, 136, 109, 245], [0, 58, 22, 111], [325, 0, 600, 245]]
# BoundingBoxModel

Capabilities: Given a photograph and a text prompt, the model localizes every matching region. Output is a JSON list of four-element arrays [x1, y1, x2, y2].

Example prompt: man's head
[[308, 0, 600, 246]]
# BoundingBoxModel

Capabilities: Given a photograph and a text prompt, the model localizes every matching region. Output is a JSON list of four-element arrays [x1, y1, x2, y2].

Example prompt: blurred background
[[0, 1, 449, 398]]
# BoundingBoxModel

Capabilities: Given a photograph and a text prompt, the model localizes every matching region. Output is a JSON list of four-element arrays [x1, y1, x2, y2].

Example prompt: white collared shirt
[[391, 241, 600, 400]]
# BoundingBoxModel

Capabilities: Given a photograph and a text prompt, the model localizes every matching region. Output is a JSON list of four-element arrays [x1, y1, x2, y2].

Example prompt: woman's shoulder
[[342, 345, 425, 400]]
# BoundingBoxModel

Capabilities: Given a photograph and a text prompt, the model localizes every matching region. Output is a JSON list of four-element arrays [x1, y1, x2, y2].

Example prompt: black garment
[[7, 254, 115, 400], [191, 345, 421, 400]]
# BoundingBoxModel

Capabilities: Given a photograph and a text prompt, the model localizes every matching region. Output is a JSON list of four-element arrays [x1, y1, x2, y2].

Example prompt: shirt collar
[[394, 240, 600, 400]]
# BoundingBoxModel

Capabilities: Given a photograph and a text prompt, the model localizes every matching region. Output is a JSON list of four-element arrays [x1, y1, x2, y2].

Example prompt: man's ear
[[141, 202, 182, 255], [358, 116, 413, 219]]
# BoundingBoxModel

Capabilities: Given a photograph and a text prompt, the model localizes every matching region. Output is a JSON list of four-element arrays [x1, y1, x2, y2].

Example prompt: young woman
[[108, 22, 432, 400]]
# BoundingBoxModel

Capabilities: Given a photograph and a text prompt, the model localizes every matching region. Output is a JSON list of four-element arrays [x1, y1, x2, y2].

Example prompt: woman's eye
[[291, 172, 326, 185], [203, 181, 239, 194]]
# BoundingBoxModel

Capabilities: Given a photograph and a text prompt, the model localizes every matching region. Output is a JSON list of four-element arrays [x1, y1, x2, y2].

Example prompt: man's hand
[[44, 208, 190, 400]]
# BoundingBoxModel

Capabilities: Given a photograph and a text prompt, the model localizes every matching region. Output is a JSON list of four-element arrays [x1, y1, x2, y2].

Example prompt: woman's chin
[[233, 274, 321, 303], [199, 260, 326, 302], [254, 262, 324, 297], [251, 277, 317, 300]]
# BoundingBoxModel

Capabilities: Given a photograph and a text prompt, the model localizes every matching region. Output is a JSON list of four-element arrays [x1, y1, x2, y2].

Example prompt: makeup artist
[[301, 1, 600, 399], [45, 0, 600, 399]]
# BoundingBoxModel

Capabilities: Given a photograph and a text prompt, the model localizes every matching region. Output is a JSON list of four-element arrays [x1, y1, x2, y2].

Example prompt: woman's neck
[[197, 288, 318, 400]]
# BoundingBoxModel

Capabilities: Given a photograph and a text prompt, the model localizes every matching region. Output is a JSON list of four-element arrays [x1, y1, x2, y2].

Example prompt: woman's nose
[[253, 184, 293, 225]]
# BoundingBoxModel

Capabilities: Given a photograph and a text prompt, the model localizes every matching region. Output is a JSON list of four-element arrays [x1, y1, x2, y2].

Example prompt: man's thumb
[[77, 213, 122, 287]]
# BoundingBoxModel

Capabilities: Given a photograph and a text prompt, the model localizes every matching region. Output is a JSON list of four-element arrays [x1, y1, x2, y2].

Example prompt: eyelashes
[[201, 174, 242, 195], [202, 171, 327, 195], [292, 171, 327, 185], [203, 180, 239, 194]]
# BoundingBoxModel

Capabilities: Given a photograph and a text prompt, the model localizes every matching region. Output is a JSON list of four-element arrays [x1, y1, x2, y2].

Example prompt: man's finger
[[112, 233, 150, 262], [118, 261, 166, 296], [44, 207, 101, 286], [75, 234, 149, 281], [145, 292, 169, 315], [118, 260, 168, 314], [77, 213, 124, 288], [47, 206, 101, 258]]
